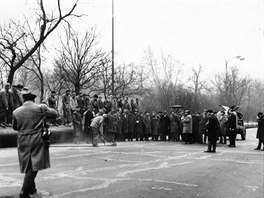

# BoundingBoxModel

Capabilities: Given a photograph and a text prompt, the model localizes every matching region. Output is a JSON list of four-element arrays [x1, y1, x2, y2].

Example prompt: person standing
[[204, 110, 219, 153], [159, 111, 170, 141], [255, 112, 264, 151], [181, 110, 193, 144], [151, 111, 160, 141], [134, 109, 143, 141], [116, 109, 124, 141], [48, 91, 58, 126], [12, 92, 57, 198], [218, 111, 227, 144], [0, 83, 11, 127], [122, 108, 135, 141], [143, 112, 152, 141], [72, 106, 83, 144], [83, 105, 94, 143], [169, 110, 181, 141], [105, 108, 118, 141], [227, 108, 237, 147], [12, 85, 23, 110], [90, 94, 99, 115], [62, 90, 72, 127]]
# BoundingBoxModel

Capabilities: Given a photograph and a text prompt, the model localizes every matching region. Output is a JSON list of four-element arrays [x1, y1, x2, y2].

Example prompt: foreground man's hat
[[22, 92, 37, 100]]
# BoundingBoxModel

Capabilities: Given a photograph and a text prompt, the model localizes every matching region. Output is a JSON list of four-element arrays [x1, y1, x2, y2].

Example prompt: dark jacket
[[227, 113, 237, 135], [205, 114, 219, 142], [159, 115, 170, 135], [83, 110, 94, 133], [256, 115, 264, 141], [170, 113, 180, 134], [134, 114, 143, 137]]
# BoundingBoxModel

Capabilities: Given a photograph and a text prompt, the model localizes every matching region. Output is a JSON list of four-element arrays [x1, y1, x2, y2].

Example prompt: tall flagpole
[[111, 0, 115, 95]]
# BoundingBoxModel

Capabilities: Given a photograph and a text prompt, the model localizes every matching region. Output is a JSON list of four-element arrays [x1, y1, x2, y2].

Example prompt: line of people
[[63, 92, 240, 152], [0, 83, 29, 128]]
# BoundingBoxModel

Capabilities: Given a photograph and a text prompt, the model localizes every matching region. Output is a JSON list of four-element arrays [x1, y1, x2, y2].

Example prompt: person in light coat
[[13, 92, 57, 198], [181, 110, 193, 144]]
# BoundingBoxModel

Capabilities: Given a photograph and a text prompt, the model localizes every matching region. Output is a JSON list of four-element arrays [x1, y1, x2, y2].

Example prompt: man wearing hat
[[13, 92, 57, 198], [227, 108, 237, 147], [204, 110, 219, 153]]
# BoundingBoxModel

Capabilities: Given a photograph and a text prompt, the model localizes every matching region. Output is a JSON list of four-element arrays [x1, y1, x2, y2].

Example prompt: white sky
[[0, 0, 263, 81]]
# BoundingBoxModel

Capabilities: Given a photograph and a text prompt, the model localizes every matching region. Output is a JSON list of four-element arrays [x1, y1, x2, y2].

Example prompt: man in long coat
[[181, 110, 193, 144], [83, 105, 94, 143], [227, 108, 237, 147], [170, 111, 180, 141], [122, 108, 135, 141], [13, 92, 57, 198], [204, 110, 219, 153], [255, 112, 264, 151], [0, 83, 12, 127], [151, 111, 160, 141]]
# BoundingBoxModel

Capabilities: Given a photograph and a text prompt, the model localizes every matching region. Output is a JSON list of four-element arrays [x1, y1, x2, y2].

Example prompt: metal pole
[[111, 0, 115, 95]]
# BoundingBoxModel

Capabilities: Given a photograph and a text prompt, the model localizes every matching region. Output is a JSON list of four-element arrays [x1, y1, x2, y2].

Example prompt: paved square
[[0, 128, 263, 198]]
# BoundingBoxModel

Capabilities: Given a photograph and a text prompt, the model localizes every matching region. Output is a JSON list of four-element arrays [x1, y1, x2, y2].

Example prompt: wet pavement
[[0, 128, 263, 198]]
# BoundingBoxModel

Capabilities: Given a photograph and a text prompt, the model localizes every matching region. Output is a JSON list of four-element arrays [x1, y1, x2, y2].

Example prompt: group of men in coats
[[0, 83, 28, 127]]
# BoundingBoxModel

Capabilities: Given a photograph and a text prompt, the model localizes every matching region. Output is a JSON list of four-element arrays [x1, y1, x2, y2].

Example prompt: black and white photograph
[[0, 0, 263, 197]]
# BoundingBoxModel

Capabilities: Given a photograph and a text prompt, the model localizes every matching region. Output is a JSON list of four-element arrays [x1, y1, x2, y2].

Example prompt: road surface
[[0, 128, 263, 198]]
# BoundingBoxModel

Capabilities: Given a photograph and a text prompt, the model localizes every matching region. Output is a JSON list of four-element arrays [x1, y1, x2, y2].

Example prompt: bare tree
[[54, 27, 104, 95], [113, 63, 147, 97], [0, 0, 81, 84], [214, 66, 251, 107], [144, 48, 184, 111]]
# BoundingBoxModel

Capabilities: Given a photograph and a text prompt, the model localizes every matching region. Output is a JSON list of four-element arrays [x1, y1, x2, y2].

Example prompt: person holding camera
[[12, 92, 57, 198]]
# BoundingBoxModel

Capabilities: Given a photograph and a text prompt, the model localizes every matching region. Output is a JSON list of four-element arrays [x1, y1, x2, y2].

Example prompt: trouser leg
[[21, 159, 38, 195], [212, 140, 217, 151], [256, 139, 261, 149], [207, 141, 212, 151]]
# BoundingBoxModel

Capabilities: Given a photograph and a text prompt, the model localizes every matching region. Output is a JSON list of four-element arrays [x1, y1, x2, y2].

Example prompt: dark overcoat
[[256, 115, 264, 141], [159, 115, 170, 135], [105, 113, 117, 133], [143, 115, 152, 135], [226, 113, 237, 136], [13, 101, 57, 173], [83, 110, 94, 134], [122, 113, 135, 134], [151, 116, 159, 136], [170, 113, 180, 134], [205, 114, 219, 142], [0, 89, 8, 117], [134, 114, 143, 138]]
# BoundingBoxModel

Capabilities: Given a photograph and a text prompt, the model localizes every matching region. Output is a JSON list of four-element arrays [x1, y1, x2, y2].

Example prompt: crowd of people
[[0, 84, 263, 151], [45, 90, 264, 152], [0, 83, 29, 128]]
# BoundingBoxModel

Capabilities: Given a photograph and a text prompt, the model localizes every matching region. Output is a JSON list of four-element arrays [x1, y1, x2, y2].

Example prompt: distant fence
[[244, 122, 258, 129]]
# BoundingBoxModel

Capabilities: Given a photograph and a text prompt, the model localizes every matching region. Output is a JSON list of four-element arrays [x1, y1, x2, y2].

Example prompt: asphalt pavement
[[0, 128, 263, 198]]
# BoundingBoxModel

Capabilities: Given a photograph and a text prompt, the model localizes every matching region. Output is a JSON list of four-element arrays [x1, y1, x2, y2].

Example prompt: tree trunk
[[7, 69, 15, 85], [40, 77, 44, 102]]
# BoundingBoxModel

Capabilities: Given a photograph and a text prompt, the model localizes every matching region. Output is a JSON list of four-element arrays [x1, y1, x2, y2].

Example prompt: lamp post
[[111, 0, 115, 96], [224, 55, 245, 105]]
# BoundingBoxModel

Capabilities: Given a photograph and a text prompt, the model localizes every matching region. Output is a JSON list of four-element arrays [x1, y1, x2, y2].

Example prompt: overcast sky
[[1, 0, 263, 80]]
